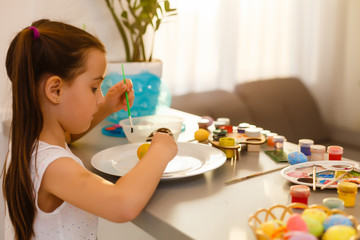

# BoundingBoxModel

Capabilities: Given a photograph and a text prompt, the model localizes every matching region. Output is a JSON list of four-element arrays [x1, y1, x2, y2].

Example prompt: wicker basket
[[248, 203, 360, 240]]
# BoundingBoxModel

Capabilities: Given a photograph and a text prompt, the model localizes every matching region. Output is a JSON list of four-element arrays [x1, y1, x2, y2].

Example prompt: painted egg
[[301, 209, 328, 223], [284, 231, 317, 240], [288, 151, 308, 165], [301, 216, 324, 237], [257, 220, 278, 238], [322, 225, 357, 240], [194, 129, 210, 142], [286, 214, 308, 232], [323, 214, 353, 231]]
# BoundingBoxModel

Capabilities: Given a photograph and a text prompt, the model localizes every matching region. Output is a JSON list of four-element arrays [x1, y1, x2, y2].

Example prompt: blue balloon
[[101, 71, 171, 123]]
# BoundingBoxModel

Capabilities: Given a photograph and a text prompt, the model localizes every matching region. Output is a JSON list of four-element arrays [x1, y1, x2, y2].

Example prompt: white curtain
[[1, 0, 359, 131], [153, 0, 360, 131]]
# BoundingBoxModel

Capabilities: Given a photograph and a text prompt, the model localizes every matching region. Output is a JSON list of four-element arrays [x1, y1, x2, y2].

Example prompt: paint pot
[[216, 117, 230, 126], [266, 133, 278, 147], [219, 137, 235, 158], [273, 135, 285, 151], [214, 121, 226, 129], [212, 129, 227, 141], [310, 145, 326, 161], [322, 197, 345, 210], [219, 125, 233, 134], [197, 118, 210, 130], [337, 181, 357, 207], [237, 123, 250, 133], [290, 185, 310, 205], [299, 139, 314, 159], [327, 146, 343, 161]]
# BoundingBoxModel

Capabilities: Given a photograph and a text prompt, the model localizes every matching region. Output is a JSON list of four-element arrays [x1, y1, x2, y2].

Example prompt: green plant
[[105, 0, 177, 62]]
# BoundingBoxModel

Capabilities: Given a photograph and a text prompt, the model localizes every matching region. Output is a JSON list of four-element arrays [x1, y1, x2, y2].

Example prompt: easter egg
[[137, 142, 151, 160], [301, 208, 327, 223], [258, 221, 278, 238], [194, 129, 210, 142], [284, 231, 317, 240], [286, 214, 308, 232], [323, 214, 353, 231], [322, 225, 356, 240], [288, 151, 308, 165], [301, 216, 324, 237]]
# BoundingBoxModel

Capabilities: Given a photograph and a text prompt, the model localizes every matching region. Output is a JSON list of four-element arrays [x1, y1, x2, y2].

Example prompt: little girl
[[2, 19, 178, 240]]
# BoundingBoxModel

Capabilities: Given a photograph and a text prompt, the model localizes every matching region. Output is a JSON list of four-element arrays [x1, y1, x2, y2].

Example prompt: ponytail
[[2, 19, 105, 240]]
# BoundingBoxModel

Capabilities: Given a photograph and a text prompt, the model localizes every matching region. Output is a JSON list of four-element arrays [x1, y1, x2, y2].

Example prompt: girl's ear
[[44, 76, 63, 104]]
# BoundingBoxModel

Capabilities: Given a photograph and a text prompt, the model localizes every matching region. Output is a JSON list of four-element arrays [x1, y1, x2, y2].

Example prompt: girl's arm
[[41, 132, 177, 222], [67, 79, 134, 143]]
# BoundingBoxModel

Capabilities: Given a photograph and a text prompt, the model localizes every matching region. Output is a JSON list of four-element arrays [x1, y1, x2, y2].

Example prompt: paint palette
[[281, 161, 360, 189]]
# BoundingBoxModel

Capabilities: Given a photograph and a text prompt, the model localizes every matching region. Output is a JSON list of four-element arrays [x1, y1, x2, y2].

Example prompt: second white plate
[[91, 142, 227, 180]]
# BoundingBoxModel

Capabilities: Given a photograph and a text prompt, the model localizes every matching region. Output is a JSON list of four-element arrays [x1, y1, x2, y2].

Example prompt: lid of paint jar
[[216, 117, 230, 125], [290, 185, 310, 197], [260, 130, 271, 137], [238, 122, 250, 129], [219, 137, 235, 147], [266, 132, 278, 139], [310, 145, 326, 153], [337, 181, 358, 193], [322, 197, 345, 210], [327, 145, 343, 154], [245, 128, 261, 137], [299, 139, 314, 146], [273, 135, 285, 142]]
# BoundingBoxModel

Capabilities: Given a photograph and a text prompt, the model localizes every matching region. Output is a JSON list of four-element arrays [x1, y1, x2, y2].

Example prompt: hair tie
[[28, 26, 40, 40]]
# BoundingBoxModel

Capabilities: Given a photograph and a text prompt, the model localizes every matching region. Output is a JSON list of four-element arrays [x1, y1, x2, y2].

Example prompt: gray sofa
[[171, 77, 360, 161]]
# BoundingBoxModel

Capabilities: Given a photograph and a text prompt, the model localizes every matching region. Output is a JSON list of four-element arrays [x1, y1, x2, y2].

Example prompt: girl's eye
[[92, 87, 99, 93]]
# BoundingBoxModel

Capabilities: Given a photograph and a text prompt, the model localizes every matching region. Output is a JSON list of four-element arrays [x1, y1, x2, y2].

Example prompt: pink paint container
[[327, 145, 343, 160]]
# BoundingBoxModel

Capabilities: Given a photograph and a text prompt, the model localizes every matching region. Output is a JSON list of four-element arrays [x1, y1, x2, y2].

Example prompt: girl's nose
[[97, 90, 104, 105]]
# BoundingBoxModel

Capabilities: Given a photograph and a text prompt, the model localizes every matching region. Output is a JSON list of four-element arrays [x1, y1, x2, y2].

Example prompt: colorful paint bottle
[[219, 137, 235, 158], [337, 181, 357, 207], [290, 185, 310, 205], [299, 139, 314, 159], [310, 145, 326, 161], [273, 135, 285, 151], [197, 118, 210, 130], [237, 123, 250, 133], [327, 146, 343, 160], [266, 133, 278, 147], [219, 125, 233, 134]]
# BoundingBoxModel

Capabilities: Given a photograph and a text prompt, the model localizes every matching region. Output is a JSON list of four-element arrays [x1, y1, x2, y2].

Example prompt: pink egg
[[285, 231, 317, 240], [286, 214, 308, 232]]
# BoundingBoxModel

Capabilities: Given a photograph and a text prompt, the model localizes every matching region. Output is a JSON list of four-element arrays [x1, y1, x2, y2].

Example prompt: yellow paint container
[[337, 181, 358, 207], [219, 137, 235, 158]]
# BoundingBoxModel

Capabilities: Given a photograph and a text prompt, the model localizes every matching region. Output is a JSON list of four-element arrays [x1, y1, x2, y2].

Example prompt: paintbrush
[[225, 165, 288, 185], [320, 171, 349, 190], [312, 165, 317, 191], [121, 64, 133, 133]]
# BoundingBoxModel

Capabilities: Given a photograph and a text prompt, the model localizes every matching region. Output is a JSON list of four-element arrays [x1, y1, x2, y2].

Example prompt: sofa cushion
[[171, 90, 253, 125], [235, 77, 329, 143]]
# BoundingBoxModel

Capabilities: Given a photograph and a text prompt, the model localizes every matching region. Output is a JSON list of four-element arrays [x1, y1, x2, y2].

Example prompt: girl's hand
[[147, 132, 178, 163], [101, 79, 134, 115]]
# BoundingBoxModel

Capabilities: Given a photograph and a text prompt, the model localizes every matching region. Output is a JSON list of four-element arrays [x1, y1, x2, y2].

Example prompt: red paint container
[[327, 145, 343, 160], [219, 125, 233, 133], [290, 185, 310, 205]]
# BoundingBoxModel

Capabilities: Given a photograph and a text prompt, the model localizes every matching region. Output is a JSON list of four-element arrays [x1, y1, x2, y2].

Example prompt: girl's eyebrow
[[93, 76, 105, 81]]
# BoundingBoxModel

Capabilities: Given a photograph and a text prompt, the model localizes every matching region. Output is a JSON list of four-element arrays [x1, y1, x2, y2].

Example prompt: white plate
[[91, 142, 227, 180], [280, 161, 360, 189]]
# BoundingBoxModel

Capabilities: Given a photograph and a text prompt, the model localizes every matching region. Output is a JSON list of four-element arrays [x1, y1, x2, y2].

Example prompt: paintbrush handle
[[225, 165, 288, 185], [320, 171, 348, 190]]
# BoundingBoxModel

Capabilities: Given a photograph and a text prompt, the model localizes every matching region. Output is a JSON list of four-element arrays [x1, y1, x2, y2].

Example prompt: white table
[[66, 108, 360, 240]]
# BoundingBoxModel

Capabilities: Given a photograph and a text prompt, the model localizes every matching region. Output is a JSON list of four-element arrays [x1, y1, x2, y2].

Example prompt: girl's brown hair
[[2, 19, 105, 240]]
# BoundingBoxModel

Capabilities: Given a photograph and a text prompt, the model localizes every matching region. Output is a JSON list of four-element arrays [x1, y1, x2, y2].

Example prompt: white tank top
[[5, 141, 98, 240]]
